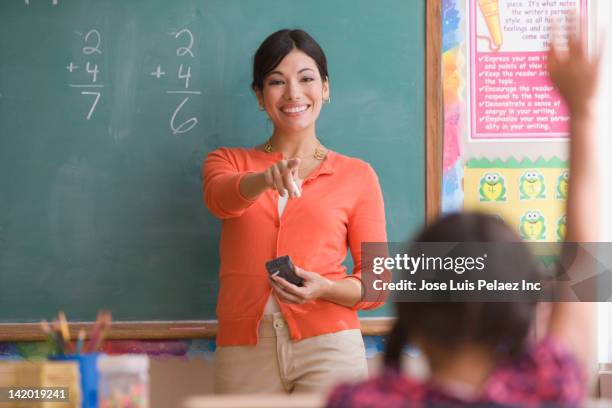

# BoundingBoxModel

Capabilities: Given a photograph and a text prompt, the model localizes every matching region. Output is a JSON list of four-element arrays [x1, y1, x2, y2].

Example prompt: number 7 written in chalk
[[81, 91, 100, 120]]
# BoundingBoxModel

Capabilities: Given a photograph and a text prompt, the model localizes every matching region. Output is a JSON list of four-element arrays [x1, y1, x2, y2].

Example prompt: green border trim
[[466, 157, 568, 169]]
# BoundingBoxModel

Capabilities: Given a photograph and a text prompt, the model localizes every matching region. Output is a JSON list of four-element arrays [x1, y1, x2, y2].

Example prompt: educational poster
[[464, 158, 568, 242], [470, 0, 588, 140]]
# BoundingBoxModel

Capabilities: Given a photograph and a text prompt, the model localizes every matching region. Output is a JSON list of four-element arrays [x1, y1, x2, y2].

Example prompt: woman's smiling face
[[256, 48, 329, 134]]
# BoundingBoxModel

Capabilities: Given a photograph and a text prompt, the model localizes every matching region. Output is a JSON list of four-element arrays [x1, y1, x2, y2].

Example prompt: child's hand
[[547, 26, 603, 116]]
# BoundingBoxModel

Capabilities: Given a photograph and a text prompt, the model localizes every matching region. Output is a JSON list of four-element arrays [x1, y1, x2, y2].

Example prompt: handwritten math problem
[[62, 23, 201, 135], [156, 28, 201, 136], [67, 29, 103, 121]]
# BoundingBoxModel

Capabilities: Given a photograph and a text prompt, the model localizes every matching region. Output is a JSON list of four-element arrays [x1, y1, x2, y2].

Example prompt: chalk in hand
[[291, 177, 301, 198]]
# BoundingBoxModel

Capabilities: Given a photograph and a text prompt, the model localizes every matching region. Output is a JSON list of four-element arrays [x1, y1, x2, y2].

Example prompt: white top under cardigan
[[263, 180, 303, 314]]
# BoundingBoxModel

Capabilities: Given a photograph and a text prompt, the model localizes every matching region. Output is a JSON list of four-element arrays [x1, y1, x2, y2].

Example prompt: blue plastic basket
[[51, 353, 100, 408]]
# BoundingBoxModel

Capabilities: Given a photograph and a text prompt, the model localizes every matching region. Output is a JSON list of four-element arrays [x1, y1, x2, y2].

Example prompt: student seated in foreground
[[327, 28, 602, 408]]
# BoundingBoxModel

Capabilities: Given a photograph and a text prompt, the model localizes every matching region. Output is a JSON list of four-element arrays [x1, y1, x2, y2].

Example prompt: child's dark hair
[[384, 213, 539, 368], [252, 29, 329, 91]]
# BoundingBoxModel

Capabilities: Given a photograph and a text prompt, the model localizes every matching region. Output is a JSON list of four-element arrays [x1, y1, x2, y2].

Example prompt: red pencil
[[93, 311, 112, 352], [86, 311, 104, 353]]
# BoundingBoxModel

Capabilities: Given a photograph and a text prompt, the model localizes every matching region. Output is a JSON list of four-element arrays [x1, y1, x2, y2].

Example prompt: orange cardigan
[[203, 147, 387, 346]]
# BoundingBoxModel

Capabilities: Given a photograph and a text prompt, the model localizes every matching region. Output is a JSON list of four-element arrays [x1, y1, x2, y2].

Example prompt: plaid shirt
[[327, 338, 585, 408]]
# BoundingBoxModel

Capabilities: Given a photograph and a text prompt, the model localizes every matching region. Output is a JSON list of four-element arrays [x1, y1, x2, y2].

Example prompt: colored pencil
[[57, 311, 73, 353], [76, 329, 86, 354], [86, 312, 104, 353], [51, 320, 66, 356], [40, 319, 58, 355], [92, 311, 112, 352]]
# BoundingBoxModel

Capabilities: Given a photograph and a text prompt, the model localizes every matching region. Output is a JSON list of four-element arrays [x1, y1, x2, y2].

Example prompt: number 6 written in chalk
[[170, 97, 198, 134]]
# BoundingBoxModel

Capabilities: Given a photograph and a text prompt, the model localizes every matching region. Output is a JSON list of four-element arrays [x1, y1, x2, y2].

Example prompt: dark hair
[[251, 29, 329, 91], [384, 213, 539, 368]]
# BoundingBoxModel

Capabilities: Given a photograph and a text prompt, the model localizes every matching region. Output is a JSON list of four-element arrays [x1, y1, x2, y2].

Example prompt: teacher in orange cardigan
[[203, 29, 387, 394]]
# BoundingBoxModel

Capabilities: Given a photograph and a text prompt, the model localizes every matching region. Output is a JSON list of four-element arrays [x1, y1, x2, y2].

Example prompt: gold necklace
[[264, 138, 327, 160]]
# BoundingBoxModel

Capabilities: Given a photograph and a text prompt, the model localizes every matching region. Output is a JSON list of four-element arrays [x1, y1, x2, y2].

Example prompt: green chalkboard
[[0, 0, 425, 324]]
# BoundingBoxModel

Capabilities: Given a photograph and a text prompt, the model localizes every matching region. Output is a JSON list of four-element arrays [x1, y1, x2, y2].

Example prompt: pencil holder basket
[[52, 353, 100, 408]]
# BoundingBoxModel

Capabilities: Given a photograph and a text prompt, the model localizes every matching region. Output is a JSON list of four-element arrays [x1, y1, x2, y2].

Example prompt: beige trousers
[[214, 313, 368, 394]]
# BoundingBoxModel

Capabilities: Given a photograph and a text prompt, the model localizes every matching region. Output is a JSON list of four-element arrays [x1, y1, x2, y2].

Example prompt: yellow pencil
[[58, 311, 70, 343]]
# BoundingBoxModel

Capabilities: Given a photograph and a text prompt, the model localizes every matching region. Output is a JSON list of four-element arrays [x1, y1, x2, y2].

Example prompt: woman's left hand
[[269, 267, 333, 304]]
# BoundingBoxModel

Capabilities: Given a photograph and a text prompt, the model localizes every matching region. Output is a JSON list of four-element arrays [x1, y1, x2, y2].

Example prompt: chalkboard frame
[[0, 0, 441, 341]]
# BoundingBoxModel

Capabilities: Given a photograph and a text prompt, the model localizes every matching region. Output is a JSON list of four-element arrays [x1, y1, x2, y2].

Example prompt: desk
[[183, 395, 612, 408], [183, 394, 324, 408]]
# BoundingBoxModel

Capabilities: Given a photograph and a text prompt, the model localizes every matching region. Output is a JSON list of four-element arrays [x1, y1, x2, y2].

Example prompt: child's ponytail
[[384, 320, 408, 369]]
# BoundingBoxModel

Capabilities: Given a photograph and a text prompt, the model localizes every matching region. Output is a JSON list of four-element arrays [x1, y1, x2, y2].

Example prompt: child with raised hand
[[326, 26, 602, 408]]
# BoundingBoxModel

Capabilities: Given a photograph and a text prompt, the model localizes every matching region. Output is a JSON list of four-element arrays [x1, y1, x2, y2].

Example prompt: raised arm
[[546, 27, 603, 371]]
